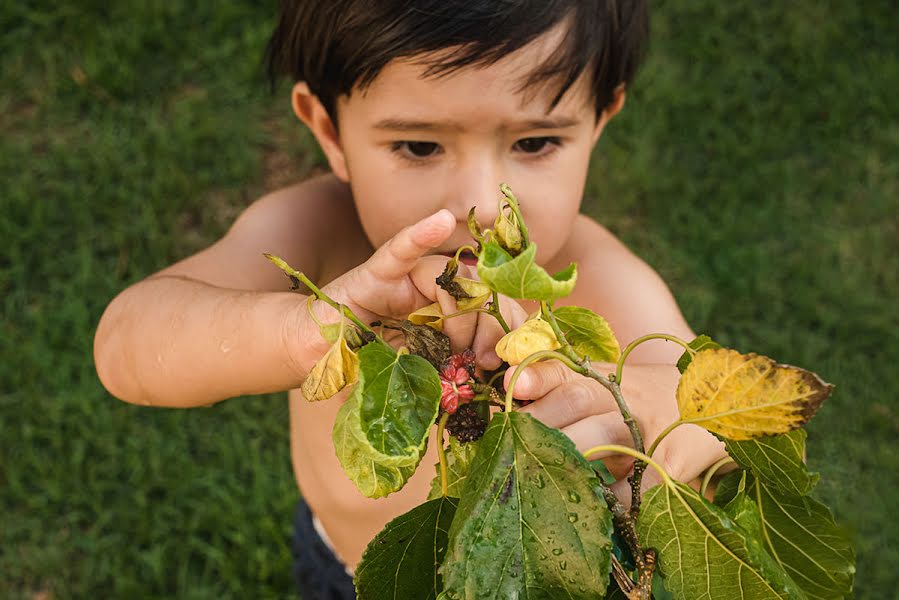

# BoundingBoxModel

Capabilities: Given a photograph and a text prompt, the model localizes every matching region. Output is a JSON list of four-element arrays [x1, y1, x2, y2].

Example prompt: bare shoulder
[[561, 215, 694, 359], [151, 174, 367, 291]]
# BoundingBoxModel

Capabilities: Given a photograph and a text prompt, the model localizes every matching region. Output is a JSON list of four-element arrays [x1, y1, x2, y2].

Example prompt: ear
[[291, 81, 349, 181], [591, 84, 627, 145]]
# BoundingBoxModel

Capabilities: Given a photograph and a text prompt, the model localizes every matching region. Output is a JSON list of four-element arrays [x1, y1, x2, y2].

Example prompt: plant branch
[[489, 291, 510, 333], [599, 481, 654, 600]]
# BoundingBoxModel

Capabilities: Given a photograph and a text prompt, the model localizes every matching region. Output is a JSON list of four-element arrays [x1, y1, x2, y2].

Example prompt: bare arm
[[568, 216, 695, 364], [93, 179, 342, 408], [94, 175, 461, 408]]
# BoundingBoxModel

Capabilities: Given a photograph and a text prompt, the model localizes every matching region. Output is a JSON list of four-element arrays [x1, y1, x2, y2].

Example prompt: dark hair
[[265, 1, 648, 122]]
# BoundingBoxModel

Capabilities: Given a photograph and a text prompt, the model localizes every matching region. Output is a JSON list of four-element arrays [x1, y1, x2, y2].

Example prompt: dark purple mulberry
[[446, 403, 487, 443]]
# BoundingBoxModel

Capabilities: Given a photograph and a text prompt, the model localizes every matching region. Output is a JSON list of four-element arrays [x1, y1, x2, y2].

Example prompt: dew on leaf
[[567, 512, 579, 523], [567, 491, 581, 503], [552, 547, 563, 556]]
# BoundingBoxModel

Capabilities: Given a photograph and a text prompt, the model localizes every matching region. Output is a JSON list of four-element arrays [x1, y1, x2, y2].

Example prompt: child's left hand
[[503, 360, 731, 506]]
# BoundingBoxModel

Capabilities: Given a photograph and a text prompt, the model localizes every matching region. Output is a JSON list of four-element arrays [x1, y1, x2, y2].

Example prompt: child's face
[[297, 29, 622, 267]]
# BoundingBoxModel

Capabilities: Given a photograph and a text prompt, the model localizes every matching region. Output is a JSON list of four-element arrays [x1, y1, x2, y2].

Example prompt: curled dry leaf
[[494, 317, 561, 365], [408, 302, 444, 330], [677, 348, 833, 440], [301, 336, 359, 402], [494, 205, 524, 255]]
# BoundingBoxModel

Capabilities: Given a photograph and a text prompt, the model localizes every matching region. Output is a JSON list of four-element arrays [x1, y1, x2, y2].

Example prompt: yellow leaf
[[301, 337, 359, 402], [495, 318, 561, 365], [455, 277, 491, 311], [408, 302, 444, 330], [676, 348, 832, 440]]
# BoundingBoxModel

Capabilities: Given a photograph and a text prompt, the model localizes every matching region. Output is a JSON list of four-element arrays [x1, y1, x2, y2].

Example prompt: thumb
[[364, 210, 455, 281]]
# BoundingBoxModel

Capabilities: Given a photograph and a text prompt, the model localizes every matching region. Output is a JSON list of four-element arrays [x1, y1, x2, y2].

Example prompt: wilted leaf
[[427, 437, 481, 500], [398, 319, 452, 368], [494, 317, 561, 365], [301, 336, 359, 402], [441, 411, 613, 599], [494, 205, 524, 255], [332, 384, 419, 498], [355, 496, 458, 600], [553, 306, 620, 362], [638, 481, 806, 599], [675, 334, 721, 373], [477, 241, 577, 303], [676, 348, 833, 440], [358, 343, 442, 461], [408, 302, 445, 330], [748, 474, 855, 600], [454, 277, 491, 311], [724, 430, 819, 496], [319, 322, 366, 349]]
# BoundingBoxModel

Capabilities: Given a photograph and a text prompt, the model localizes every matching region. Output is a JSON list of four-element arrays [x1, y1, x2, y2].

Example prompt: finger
[[504, 359, 578, 400], [365, 210, 455, 281], [560, 413, 634, 455], [472, 295, 528, 370], [518, 380, 616, 429], [436, 263, 478, 354], [652, 424, 728, 485]]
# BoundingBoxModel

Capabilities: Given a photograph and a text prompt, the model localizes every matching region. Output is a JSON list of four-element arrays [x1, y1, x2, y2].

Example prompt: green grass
[[2, 2, 896, 598]]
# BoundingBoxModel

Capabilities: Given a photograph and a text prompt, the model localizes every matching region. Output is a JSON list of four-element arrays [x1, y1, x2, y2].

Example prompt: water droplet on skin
[[567, 512, 578, 523], [219, 339, 233, 353], [568, 491, 581, 503]]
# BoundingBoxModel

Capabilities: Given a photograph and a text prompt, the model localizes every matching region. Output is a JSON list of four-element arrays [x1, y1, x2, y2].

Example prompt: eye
[[513, 136, 561, 155], [392, 141, 441, 159]]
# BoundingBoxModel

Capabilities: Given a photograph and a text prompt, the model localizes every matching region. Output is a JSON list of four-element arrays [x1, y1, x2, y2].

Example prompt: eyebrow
[[372, 116, 581, 132]]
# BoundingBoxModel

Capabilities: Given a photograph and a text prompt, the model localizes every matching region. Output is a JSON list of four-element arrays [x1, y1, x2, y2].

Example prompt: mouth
[[440, 249, 479, 267]]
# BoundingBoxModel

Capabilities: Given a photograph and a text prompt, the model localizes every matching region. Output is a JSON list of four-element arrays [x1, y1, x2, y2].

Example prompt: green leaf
[[357, 343, 442, 462], [355, 496, 458, 600], [675, 334, 721, 373], [553, 306, 621, 362], [332, 384, 419, 498], [721, 472, 764, 540], [713, 469, 744, 507], [477, 241, 577, 303], [747, 475, 855, 600], [638, 481, 806, 599], [441, 411, 613, 599], [427, 437, 481, 500], [724, 430, 819, 496]]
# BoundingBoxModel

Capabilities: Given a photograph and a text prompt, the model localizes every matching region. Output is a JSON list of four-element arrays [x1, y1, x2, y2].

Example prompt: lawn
[[2, 2, 896, 598]]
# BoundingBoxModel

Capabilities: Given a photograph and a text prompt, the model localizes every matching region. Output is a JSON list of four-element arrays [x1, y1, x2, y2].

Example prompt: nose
[[446, 160, 503, 235]]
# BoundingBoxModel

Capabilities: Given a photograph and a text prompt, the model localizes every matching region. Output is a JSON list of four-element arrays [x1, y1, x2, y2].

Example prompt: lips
[[440, 250, 478, 267]]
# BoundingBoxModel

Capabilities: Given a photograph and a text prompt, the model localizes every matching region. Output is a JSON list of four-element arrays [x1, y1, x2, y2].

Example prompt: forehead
[[339, 26, 594, 125]]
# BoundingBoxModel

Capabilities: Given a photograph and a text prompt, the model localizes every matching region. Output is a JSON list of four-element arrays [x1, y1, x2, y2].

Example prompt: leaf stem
[[646, 420, 683, 459], [583, 445, 671, 487], [700, 456, 736, 498], [442, 307, 494, 321], [504, 350, 582, 412], [615, 333, 692, 385], [436, 412, 450, 497], [264, 253, 386, 346], [490, 291, 511, 333]]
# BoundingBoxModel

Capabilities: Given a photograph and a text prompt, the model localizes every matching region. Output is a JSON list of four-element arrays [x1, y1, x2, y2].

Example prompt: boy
[[94, 1, 728, 596]]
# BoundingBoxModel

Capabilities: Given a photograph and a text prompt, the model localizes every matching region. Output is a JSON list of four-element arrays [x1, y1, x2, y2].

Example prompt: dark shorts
[[291, 499, 356, 599]]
